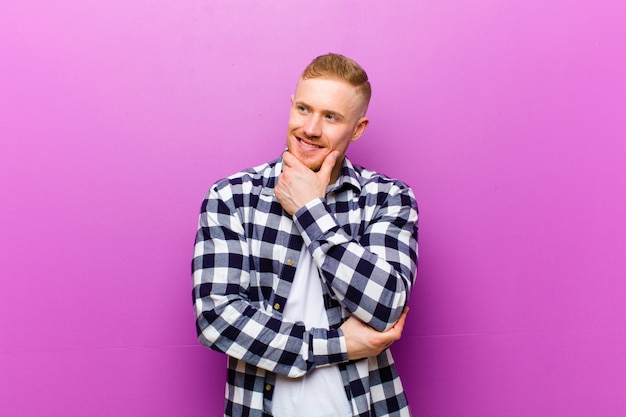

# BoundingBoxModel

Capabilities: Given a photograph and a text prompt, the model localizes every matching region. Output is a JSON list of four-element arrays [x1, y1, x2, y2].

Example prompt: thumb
[[319, 151, 340, 178]]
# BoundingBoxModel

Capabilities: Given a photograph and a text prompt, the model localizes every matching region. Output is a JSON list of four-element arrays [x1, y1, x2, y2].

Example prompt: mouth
[[296, 136, 323, 150]]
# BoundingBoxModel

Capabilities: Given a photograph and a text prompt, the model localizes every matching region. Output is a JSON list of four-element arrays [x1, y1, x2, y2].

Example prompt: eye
[[297, 105, 308, 114], [325, 114, 336, 121]]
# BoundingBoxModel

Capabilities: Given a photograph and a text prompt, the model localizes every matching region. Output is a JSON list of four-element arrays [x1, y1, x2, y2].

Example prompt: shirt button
[[274, 303, 281, 311], [286, 259, 294, 266], [265, 384, 272, 391]]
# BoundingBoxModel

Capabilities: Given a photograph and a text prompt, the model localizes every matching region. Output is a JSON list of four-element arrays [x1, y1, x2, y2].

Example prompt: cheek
[[287, 111, 304, 128], [328, 131, 353, 150]]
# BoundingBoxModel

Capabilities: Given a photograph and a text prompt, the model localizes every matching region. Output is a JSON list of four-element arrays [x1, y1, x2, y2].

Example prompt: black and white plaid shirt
[[193, 156, 418, 417]]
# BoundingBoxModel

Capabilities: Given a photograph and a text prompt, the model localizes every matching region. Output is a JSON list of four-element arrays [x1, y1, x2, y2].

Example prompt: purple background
[[2, 0, 625, 415]]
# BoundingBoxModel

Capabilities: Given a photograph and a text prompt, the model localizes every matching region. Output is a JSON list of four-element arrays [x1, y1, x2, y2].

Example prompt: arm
[[192, 185, 347, 378], [275, 151, 418, 332], [341, 307, 409, 360], [295, 183, 418, 332]]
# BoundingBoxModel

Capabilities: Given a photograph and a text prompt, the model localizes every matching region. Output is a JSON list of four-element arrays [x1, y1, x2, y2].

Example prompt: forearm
[[293, 192, 418, 332], [193, 283, 347, 377]]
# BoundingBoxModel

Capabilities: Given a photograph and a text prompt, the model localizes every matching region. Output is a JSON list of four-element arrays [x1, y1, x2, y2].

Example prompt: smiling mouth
[[297, 137, 323, 150]]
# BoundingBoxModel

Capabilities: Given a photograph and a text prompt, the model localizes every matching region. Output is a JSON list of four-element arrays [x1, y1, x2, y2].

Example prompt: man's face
[[286, 77, 368, 181]]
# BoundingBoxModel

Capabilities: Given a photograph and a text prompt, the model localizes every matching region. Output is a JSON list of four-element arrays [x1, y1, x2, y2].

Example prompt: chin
[[301, 158, 323, 172]]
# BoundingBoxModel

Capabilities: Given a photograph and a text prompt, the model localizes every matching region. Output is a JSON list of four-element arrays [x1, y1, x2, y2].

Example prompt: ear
[[290, 94, 294, 106], [351, 116, 369, 142]]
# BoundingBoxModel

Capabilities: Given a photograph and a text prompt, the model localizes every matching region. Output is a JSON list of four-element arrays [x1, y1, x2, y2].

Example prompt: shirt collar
[[329, 157, 361, 193], [264, 154, 362, 194]]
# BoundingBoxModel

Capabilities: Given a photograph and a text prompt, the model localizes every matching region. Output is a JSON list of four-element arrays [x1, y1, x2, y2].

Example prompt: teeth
[[299, 138, 320, 149]]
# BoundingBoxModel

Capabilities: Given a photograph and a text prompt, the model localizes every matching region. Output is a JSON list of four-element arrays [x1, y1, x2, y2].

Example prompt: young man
[[192, 53, 418, 417]]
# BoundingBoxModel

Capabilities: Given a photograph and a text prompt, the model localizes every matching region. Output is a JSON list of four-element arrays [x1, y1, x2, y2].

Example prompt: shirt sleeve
[[192, 185, 348, 378], [293, 183, 418, 332]]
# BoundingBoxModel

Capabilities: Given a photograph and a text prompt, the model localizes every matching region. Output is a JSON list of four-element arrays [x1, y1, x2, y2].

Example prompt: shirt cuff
[[293, 198, 341, 247], [309, 327, 348, 367]]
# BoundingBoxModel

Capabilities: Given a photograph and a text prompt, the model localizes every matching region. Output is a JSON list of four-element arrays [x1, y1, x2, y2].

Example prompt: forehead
[[294, 77, 363, 114]]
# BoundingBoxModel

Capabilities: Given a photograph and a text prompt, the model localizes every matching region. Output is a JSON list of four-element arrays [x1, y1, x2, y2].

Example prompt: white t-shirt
[[271, 244, 352, 417]]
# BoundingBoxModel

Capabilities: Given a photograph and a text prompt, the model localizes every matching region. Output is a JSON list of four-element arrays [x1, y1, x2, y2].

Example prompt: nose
[[303, 115, 322, 138]]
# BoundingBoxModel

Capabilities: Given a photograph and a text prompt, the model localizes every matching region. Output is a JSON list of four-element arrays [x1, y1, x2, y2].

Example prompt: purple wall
[[1, 1, 625, 415]]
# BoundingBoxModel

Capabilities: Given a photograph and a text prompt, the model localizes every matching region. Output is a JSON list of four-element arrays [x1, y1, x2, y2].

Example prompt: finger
[[318, 151, 340, 178], [283, 151, 308, 172], [282, 151, 295, 167], [396, 307, 409, 328], [389, 307, 409, 333]]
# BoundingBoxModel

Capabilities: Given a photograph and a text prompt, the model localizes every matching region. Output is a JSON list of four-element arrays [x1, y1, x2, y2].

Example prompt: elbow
[[195, 311, 222, 350], [370, 285, 409, 332], [372, 306, 406, 332]]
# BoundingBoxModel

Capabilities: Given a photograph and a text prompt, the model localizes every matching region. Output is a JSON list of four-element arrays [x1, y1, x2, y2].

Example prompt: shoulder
[[346, 163, 418, 216], [209, 159, 279, 197], [352, 164, 415, 198], [198, 159, 280, 215]]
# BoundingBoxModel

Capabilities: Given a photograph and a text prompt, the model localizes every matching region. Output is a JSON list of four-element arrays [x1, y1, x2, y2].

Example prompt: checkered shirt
[[192, 156, 418, 417]]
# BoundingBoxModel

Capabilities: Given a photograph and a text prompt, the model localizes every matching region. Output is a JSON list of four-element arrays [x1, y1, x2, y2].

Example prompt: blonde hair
[[301, 53, 371, 113]]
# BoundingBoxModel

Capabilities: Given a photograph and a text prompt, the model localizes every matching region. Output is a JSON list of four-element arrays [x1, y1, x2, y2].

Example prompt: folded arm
[[294, 184, 418, 332], [192, 187, 348, 378]]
